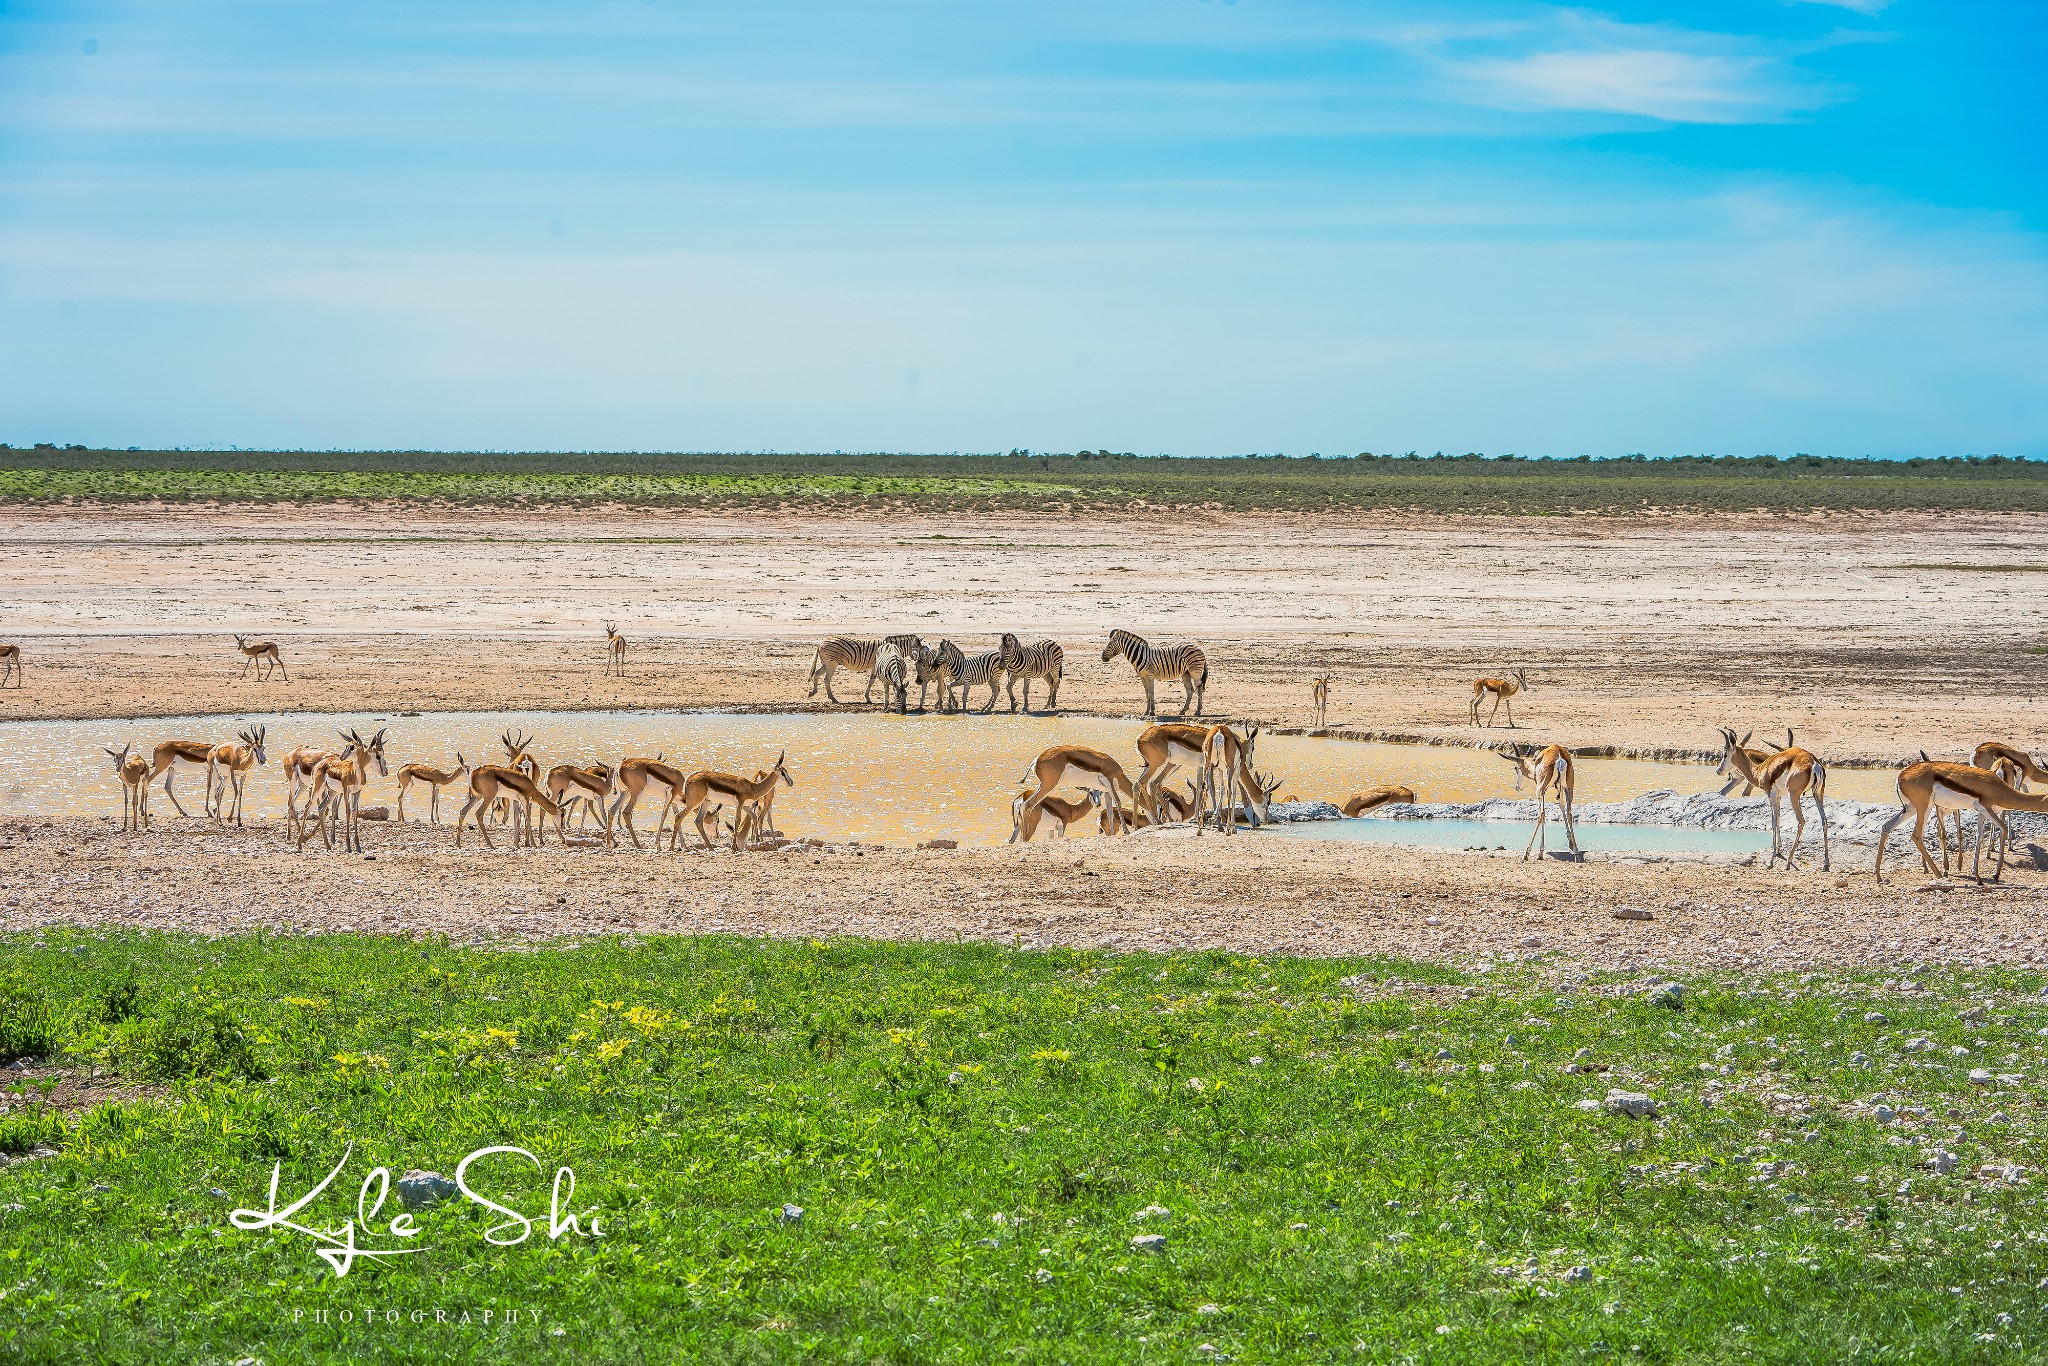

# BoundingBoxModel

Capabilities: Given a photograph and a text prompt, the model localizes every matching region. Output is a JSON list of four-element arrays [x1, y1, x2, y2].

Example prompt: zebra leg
[[1142, 677, 1157, 717]]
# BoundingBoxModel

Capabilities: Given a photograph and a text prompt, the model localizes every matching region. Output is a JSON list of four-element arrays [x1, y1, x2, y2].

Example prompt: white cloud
[[1792, 0, 1891, 14], [1451, 44, 1827, 124]]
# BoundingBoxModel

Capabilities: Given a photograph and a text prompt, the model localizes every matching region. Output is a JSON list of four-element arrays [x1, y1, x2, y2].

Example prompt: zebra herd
[[806, 630, 1207, 717]]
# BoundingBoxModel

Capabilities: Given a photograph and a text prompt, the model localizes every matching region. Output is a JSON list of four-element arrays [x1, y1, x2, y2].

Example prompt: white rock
[[1926, 1150, 1961, 1175], [1969, 1069, 1994, 1085], [1603, 1090, 1658, 1119], [779, 1203, 804, 1224], [1133, 1205, 1170, 1221], [1131, 1233, 1167, 1251], [396, 1170, 458, 1210]]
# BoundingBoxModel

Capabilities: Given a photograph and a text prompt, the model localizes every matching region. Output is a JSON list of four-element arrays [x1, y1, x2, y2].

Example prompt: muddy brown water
[[1, 710, 1898, 848]]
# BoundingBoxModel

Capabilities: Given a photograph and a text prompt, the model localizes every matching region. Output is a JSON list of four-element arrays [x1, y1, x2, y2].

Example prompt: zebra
[[874, 641, 911, 714], [1101, 628, 1208, 717], [932, 639, 1006, 713], [806, 633, 923, 705], [999, 633, 1064, 713]]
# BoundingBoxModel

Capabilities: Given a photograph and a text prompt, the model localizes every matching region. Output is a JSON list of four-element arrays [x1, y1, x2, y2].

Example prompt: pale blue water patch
[[1266, 817, 1771, 855]]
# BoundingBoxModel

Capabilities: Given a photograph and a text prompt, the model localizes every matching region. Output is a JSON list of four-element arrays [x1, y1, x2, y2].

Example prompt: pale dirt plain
[[5, 500, 2048, 977]]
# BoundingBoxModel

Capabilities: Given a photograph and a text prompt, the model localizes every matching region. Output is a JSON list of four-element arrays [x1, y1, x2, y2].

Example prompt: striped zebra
[[873, 641, 911, 714], [1101, 628, 1208, 717], [806, 634, 923, 705], [932, 640, 1006, 713], [999, 633, 1064, 713]]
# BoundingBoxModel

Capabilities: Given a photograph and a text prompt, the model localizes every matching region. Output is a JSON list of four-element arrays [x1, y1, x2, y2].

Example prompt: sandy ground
[[3, 816, 2044, 978], [2, 504, 2046, 762], [5, 502, 2048, 972]]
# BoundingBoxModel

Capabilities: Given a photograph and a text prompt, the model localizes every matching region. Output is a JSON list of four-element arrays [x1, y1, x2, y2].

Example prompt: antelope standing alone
[[1716, 727, 1829, 871], [205, 726, 268, 827], [1501, 744, 1578, 860], [296, 729, 390, 854], [603, 622, 628, 677], [1311, 677, 1330, 729], [999, 634, 1064, 713], [1469, 668, 1528, 728], [105, 743, 149, 831], [672, 753, 795, 851], [396, 752, 469, 824], [1012, 745, 1141, 843], [0, 643, 20, 688], [1102, 629, 1207, 717], [1342, 784, 1416, 816], [234, 634, 288, 682], [1875, 760, 2048, 884]]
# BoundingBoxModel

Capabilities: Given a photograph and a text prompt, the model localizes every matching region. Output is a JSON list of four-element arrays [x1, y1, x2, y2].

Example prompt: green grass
[[3, 449, 2047, 514], [3, 932, 2046, 1363]]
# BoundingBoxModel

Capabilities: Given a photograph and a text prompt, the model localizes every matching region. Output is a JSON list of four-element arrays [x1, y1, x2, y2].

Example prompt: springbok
[[603, 622, 628, 677], [1971, 742, 2048, 792], [0, 643, 20, 688], [672, 753, 795, 851], [1009, 789, 1111, 842], [1342, 784, 1416, 816], [144, 738, 218, 821], [547, 762, 618, 846], [1311, 677, 1330, 729], [1012, 746, 1140, 843], [296, 729, 390, 854], [205, 726, 268, 827], [614, 755, 693, 849], [1501, 744, 1578, 860], [105, 743, 149, 831], [1470, 668, 1528, 728], [1196, 724, 1275, 835], [454, 760, 563, 849], [395, 753, 469, 824], [1875, 759, 2048, 884], [1716, 727, 1829, 871], [234, 634, 288, 682]]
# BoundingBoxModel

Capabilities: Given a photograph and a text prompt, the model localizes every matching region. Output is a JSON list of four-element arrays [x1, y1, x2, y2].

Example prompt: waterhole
[[1, 710, 1896, 848]]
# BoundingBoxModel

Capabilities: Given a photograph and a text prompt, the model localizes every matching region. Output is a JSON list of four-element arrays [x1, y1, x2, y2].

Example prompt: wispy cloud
[[1429, 14, 1837, 125], [1792, 0, 1891, 14]]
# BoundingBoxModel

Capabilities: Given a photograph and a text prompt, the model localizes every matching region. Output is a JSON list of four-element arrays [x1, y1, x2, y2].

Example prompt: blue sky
[[2, 1, 2044, 456]]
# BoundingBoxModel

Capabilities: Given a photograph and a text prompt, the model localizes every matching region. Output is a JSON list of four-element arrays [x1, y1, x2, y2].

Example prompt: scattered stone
[[1131, 1233, 1167, 1251], [1563, 1266, 1593, 1283], [1904, 1038, 1935, 1053], [1133, 1205, 1171, 1221], [1434, 1049, 1453, 1061], [1865, 1012, 1889, 1025], [1926, 1150, 1961, 1175], [1992, 1112, 2011, 1124], [1969, 1069, 1994, 1085], [396, 1170, 457, 1210], [1612, 907, 1654, 921], [1425, 916, 1442, 926], [1197, 1304, 1223, 1315], [1873, 1105, 1898, 1123], [779, 1204, 804, 1225], [88, 1184, 110, 1194], [1603, 1090, 1658, 1119], [918, 839, 958, 851], [946, 1071, 964, 1089], [1644, 982, 1685, 1009], [207, 1187, 228, 1199], [1574, 1099, 1602, 1111], [973, 1237, 1000, 1249], [1850, 1052, 1870, 1066], [1518, 937, 1542, 949]]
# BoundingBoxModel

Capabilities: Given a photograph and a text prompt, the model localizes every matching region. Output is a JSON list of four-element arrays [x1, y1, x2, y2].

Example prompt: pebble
[[1873, 1105, 1898, 1123], [1603, 1090, 1658, 1119], [396, 1170, 458, 1210], [1969, 1069, 1994, 1085], [1133, 1205, 1170, 1221], [1563, 1266, 1593, 1283], [1904, 1038, 1935, 1053], [1865, 1012, 1889, 1025], [1612, 907, 1654, 921], [1850, 1052, 1870, 1066], [1131, 1233, 1167, 1251], [779, 1204, 804, 1225], [1644, 982, 1684, 1009], [1926, 1150, 1961, 1175]]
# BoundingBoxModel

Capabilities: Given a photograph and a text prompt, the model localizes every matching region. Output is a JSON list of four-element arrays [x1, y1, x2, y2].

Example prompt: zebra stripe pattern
[[933, 640, 1006, 713], [999, 633, 1064, 713], [873, 641, 911, 713], [807, 636, 879, 703], [1101, 628, 1208, 717]]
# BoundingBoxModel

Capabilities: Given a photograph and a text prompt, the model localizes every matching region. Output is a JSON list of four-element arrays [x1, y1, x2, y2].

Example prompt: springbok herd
[[16, 628, 2048, 884]]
